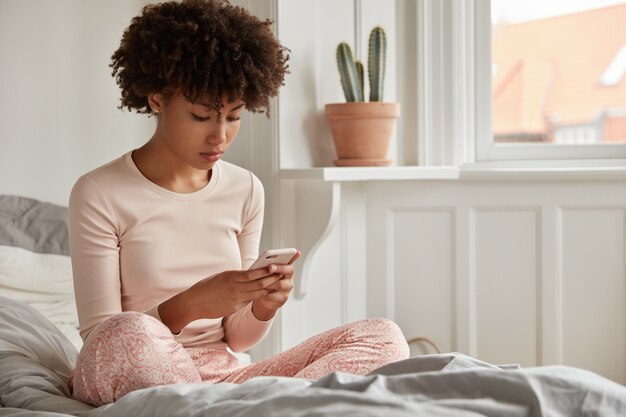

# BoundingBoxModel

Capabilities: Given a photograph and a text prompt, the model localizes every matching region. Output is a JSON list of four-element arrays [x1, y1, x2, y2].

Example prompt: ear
[[147, 93, 165, 114]]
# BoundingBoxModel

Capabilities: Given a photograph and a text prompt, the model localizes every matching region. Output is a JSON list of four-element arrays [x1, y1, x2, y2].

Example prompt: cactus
[[355, 60, 364, 100], [368, 26, 386, 102], [335, 26, 387, 102], [336, 42, 363, 102]]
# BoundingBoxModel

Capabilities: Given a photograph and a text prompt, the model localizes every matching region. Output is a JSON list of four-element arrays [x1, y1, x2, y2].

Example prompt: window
[[475, 0, 626, 161]]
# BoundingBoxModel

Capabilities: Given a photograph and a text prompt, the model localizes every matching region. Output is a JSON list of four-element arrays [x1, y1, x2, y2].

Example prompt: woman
[[69, 0, 409, 407]]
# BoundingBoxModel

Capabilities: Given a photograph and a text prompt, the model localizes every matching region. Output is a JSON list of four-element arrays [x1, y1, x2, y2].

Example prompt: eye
[[192, 113, 210, 121], [227, 116, 241, 122]]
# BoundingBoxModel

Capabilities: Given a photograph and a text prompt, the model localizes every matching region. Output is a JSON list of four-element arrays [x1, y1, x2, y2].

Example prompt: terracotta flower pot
[[325, 102, 400, 166]]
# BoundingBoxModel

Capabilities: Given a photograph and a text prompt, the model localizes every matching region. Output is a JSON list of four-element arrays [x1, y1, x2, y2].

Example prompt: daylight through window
[[491, 0, 626, 145]]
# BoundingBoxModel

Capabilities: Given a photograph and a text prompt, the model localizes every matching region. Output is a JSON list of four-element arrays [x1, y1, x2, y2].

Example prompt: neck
[[132, 138, 211, 194]]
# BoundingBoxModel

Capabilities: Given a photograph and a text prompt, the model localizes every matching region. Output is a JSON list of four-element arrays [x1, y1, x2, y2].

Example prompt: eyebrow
[[199, 102, 245, 112], [229, 103, 245, 112]]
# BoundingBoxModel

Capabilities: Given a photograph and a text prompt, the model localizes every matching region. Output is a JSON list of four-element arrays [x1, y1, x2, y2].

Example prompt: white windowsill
[[279, 166, 460, 181], [279, 161, 626, 182]]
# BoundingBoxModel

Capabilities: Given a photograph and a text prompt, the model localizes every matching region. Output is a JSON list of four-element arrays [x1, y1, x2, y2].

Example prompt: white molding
[[420, 0, 448, 165], [455, 0, 476, 165], [540, 204, 559, 366], [385, 207, 396, 320], [340, 204, 350, 324], [472, 205, 542, 213], [558, 204, 626, 210], [475, 0, 493, 163], [416, 0, 427, 166], [484, 144, 626, 161], [460, 165, 626, 182], [463, 159, 626, 168], [395, 0, 418, 166], [623, 208, 626, 385], [419, 0, 477, 166], [535, 207, 544, 366], [455, 205, 470, 353], [467, 206, 478, 356], [449, 207, 459, 353]]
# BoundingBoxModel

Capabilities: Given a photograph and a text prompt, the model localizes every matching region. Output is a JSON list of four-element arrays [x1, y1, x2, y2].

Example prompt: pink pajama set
[[69, 152, 409, 407]]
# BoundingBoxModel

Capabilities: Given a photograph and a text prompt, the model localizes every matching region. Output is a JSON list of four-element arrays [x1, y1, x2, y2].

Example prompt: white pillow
[[0, 245, 82, 350]]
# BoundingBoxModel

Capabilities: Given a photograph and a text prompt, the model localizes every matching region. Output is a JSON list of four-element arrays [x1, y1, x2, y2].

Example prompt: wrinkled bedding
[[1, 296, 626, 417]]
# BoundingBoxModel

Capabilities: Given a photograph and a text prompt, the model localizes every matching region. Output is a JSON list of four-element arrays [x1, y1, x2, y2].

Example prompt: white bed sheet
[[1, 295, 625, 417]]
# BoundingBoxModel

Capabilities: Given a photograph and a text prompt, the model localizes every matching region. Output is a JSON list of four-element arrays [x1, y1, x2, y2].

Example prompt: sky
[[491, 0, 626, 24]]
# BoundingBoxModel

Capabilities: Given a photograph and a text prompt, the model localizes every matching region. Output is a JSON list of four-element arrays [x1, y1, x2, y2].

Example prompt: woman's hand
[[252, 251, 301, 320], [158, 268, 284, 333]]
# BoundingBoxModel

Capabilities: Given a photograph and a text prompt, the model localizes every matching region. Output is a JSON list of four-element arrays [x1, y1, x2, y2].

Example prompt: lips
[[200, 152, 222, 162]]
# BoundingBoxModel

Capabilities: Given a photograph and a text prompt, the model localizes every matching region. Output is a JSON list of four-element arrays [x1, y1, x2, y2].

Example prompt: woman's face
[[151, 91, 244, 170]]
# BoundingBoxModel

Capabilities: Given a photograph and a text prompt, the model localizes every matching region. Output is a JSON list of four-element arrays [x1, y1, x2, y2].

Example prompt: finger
[[243, 274, 282, 291], [233, 268, 273, 282], [248, 287, 275, 300], [266, 278, 293, 292], [261, 291, 290, 304], [268, 264, 294, 278], [268, 264, 293, 274]]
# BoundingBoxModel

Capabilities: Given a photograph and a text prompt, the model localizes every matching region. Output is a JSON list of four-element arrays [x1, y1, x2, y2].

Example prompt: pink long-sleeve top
[[68, 151, 270, 350]]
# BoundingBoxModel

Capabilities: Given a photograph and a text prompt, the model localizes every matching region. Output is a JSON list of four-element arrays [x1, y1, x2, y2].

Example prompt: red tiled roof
[[492, 4, 626, 136]]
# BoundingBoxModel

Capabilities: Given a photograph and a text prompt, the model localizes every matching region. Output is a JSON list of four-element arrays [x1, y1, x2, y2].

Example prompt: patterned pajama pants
[[71, 312, 410, 406]]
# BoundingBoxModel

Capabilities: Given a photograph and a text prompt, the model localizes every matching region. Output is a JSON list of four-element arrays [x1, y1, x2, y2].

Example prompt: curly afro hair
[[110, 0, 289, 117]]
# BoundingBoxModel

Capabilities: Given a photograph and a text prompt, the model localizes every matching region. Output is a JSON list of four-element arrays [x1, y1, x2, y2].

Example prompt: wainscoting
[[278, 177, 626, 384]]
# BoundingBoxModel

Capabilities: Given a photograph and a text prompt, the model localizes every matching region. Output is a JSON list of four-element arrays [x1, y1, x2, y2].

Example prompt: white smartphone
[[248, 248, 299, 270]]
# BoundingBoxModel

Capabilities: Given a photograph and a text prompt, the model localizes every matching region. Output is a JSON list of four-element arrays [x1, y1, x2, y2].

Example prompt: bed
[[1, 195, 625, 416]]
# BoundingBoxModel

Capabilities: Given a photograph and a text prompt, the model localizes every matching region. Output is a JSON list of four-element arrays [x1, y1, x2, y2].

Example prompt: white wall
[[277, 0, 397, 168], [0, 0, 154, 206]]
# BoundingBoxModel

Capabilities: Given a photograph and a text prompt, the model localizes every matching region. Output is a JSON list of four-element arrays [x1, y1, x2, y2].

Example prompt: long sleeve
[[69, 175, 123, 341], [237, 172, 265, 270], [223, 172, 271, 352]]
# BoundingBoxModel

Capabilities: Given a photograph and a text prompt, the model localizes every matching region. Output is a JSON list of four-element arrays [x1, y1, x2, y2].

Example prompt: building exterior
[[492, 4, 626, 144]]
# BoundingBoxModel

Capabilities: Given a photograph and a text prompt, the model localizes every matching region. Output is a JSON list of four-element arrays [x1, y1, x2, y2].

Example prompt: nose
[[206, 119, 227, 144]]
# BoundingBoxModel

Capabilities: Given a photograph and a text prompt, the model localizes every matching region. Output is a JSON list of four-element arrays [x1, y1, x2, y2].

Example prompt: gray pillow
[[0, 195, 69, 256]]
